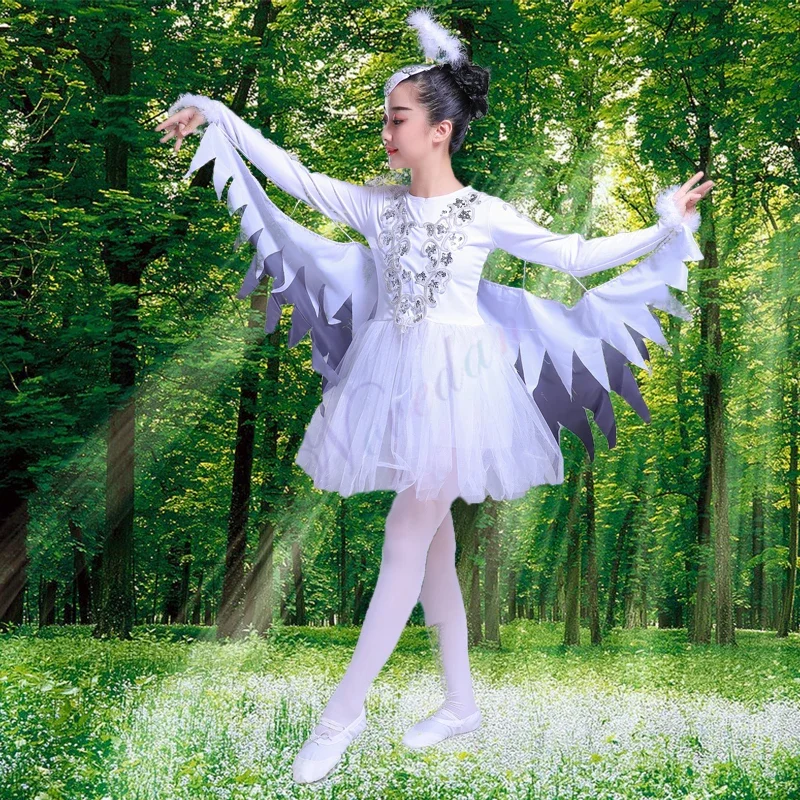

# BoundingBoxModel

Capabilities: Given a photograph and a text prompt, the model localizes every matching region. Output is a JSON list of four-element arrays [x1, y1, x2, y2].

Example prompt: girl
[[156, 9, 711, 785]]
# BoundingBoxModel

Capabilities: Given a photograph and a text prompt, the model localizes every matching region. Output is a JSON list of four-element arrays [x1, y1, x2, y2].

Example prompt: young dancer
[[156, 8, 711, 784]]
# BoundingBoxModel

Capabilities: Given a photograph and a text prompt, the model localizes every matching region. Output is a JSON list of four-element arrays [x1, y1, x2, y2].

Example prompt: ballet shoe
[[401, 705, 482, 749], [292, 705, 367, 784]]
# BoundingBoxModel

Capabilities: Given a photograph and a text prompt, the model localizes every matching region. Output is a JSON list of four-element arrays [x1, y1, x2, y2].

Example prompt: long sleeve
[[488, 186, 702, 277], [167, 92, 378, 238]]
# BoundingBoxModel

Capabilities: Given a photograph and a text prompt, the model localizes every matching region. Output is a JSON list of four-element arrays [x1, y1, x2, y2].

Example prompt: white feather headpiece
[[407, 8, 467, 67], [383, 8, 468, 97]]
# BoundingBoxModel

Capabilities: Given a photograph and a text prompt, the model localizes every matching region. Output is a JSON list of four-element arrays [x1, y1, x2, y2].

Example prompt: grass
[[0, 622, 799, 799]]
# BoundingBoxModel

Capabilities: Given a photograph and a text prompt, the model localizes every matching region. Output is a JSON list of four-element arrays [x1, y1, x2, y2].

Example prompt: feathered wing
[[181, 123, 379, 394], [476, 221, 703, 458]]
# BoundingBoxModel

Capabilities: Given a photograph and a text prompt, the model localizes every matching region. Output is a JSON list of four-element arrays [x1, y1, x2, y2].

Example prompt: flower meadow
[[1, 622, 799, 799]]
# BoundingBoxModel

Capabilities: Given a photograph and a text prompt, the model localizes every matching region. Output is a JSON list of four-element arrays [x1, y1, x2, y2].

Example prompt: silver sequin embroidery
[[378, 187, 483, 333]]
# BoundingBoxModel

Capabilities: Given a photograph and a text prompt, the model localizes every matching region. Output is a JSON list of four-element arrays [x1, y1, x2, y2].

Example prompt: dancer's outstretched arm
[[489, 173, 711, 277], [157, 93, 378, 237]]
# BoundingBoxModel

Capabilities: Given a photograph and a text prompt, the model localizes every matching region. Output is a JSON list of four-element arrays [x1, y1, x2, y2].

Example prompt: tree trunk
[[540, 495, 570, 624], [217, 295, 265, 639], [537, 566, 547, 622], [0, 488, 29, 625], [507, 568, 517, 622], [279, 561, 289, 623], [778, 379, 799, 637], [584, 465, 601, 644], [563, 464, 583, 645], [639, 565, 648, 628], [707, 246, 734, 644], [657, 589, 683, 629], [606, 504, 635, 629], [338, 500, 349, 626], [292, 539, 306, 626], [553, 563, 565, 622], [207, 0, 276, 639], [770, 571, 780, 630], [484, 500, 500, 645], [622, 514, 642, 629], [752, 492, 765, 629], [692, 449, 714, 643], [710, 352, 735, 644], [94, 23, 138, 640], [68, 520, 92, 624], [468, 560, 482, 645], [353, 552, 369, 625], [666, 312, 694, 633], [150, 549, 159, 625], [163, 535, 191, 624], [178, 538, 191, 624], [241, 314, 282, 635], [245, 512, 276, 633], [453, 498, 482, 645], [39, 577, 57, 627], [190, 571, 204, 625]]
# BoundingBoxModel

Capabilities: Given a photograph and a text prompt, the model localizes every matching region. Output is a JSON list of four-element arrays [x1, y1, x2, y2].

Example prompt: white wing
[[477, 222, 702, 456], [181, 123, 379, 392]]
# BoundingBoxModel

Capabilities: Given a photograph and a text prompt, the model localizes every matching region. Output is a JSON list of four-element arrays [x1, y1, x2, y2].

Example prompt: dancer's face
[[382, 81, 453, 171]]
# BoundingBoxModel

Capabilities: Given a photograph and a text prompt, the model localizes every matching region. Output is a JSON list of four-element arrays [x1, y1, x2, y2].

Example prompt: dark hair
[[404, 62, 491, 155]]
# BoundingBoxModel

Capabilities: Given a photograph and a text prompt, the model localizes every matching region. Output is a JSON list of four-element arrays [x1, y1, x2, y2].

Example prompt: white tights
[[314, 469, 478, 737]]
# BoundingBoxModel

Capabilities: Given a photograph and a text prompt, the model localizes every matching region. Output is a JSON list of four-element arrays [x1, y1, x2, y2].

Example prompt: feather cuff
[[166, 93, 222, 133], [655, 184, 701, 233]]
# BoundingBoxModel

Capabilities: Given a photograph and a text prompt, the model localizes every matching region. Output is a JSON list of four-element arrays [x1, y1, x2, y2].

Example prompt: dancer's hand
[[155, 107, 207, 152], [673, 171, 714, 220]]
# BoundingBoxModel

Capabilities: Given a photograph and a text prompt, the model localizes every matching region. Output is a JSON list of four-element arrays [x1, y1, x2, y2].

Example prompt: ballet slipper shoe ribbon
[[308, 716, 348, 743], [432, 707, 466, 725]]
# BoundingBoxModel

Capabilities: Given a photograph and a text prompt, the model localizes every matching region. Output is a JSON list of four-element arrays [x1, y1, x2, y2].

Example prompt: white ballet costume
[[166, 93, 702, 781]]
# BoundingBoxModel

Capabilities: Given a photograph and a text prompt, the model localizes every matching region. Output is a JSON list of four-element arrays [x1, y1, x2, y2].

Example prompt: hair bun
[[450, 63, 489, 120]]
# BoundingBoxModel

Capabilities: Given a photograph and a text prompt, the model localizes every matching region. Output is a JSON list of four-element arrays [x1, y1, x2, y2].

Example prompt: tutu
[[295, 317, 564, 503]]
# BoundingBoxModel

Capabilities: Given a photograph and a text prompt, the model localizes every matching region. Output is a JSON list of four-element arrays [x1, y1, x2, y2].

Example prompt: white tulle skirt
[[294, 318, 565, 503]]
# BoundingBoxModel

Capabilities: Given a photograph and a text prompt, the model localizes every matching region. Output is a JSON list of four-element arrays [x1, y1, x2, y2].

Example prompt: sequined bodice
[[372, 186, 494, 331]]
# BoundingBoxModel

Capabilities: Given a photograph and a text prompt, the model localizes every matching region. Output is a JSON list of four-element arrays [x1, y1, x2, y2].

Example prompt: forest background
[[2, 1, 800, 797], [3, 0, 796, 644]]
